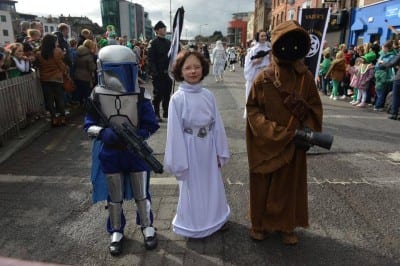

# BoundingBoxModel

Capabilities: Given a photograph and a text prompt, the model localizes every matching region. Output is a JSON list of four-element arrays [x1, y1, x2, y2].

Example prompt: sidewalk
[[0, 118, 49, 165], [0, 105, 84, 165]]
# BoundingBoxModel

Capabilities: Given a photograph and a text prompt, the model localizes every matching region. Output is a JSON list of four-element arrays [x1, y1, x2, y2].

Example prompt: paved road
[[0, 69, 399, 266]]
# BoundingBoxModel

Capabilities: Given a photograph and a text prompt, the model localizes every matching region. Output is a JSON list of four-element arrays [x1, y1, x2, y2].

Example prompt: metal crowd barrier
[[0, 71, 45, 146]]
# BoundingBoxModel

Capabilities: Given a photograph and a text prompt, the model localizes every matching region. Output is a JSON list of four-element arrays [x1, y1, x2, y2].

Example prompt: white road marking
[[324, 115, 388, 119]]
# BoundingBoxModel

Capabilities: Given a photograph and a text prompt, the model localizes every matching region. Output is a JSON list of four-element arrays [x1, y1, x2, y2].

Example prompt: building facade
[[101, 0, 147, 41], [349, 0, 400, 47], [247, 12, 255, 44], [0, 0, 17, 45], [267, 0, 353, 47], [144, 12, 154, 41], [227, 12, 249, 47], [254, 0, 272, 34], [0, 10, 14, 45]]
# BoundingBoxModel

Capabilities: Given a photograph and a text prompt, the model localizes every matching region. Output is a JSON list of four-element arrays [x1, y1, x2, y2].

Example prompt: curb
[[0, 119, 50, 165]]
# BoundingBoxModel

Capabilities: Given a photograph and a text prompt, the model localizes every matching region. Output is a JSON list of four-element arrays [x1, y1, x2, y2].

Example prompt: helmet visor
[[102, 62, 138, 93]]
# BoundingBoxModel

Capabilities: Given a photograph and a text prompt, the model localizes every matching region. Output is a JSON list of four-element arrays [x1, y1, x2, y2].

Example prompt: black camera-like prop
[[294, 128, 333, 150], [250, 50, 270, 60]]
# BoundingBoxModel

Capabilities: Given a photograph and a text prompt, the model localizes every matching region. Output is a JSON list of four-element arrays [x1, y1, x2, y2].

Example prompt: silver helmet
[[97, 45, 139, 93]]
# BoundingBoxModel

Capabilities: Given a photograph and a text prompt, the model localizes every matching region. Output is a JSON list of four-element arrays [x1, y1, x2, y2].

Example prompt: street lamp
[[199, 23, 208, 36], [170, 0, 172, 30]]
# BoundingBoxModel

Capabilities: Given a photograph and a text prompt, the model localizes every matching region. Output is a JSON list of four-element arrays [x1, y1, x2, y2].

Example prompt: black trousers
[[41, 81, 65, 117], [152, 74, 172, 117]]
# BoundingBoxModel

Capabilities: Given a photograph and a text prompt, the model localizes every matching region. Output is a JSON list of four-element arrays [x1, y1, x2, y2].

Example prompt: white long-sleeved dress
[[212, 48, 226, 76], [164, 81, 230, 238], [243, 42, 271, 118]]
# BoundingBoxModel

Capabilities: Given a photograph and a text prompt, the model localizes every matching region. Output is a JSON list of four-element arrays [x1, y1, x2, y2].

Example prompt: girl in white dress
[[164, 50, 230, 238]]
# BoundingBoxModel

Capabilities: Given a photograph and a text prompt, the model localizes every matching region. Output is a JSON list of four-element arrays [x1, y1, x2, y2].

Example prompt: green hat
[[98, 38, 108, 48], [361, 52, 376, 64]]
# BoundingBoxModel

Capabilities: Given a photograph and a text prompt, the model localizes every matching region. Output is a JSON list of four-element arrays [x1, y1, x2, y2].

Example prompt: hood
[[271, 20, 310, 63], [77, 45, 91, 57]]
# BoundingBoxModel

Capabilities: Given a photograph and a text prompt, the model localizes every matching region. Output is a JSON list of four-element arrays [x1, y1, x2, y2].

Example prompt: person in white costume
[[164, 50, 230, 238], [243, 30, 271, 118], [226, 46, 237, 72], [212, 40, 227, 82]]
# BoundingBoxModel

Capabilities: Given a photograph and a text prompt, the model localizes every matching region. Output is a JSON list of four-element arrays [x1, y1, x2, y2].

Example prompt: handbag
[[63, 73, 76, 92]]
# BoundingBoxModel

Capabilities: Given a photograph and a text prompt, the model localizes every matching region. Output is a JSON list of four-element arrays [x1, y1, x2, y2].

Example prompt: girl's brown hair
[[171, 50, 210, 82], [8, 43, 23, 56]]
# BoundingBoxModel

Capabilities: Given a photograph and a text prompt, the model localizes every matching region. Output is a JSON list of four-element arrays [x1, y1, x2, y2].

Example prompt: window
[[0, 15, 6, 22], [50, 26, 54, 32], [3, 29, 9, 36], [45, 26, 49, 32]]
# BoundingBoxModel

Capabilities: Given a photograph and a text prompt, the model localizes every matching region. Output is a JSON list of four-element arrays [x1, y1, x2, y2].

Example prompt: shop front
[[348, 1, 400, 46]]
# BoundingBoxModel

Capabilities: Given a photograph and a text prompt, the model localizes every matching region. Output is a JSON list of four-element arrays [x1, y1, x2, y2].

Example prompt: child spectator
[[23, 29, 41, 62], [352, 52, 376, 107], [7, 42, 31, 77], [319, 52, 332, 95], [326, 51, 346, 100], [348, 57, 363, 104]]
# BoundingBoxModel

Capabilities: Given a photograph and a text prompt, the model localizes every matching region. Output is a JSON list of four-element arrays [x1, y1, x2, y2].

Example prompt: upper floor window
[[0, 15, 6, 22], [3, 29, 9, 36]]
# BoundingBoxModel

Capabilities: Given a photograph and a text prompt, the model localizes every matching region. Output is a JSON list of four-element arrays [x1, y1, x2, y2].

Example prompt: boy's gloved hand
[[99, 128, 120, 145]]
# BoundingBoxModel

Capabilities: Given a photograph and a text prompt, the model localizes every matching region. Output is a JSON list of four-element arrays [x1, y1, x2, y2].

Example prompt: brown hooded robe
[[245, 21, 323, 234]]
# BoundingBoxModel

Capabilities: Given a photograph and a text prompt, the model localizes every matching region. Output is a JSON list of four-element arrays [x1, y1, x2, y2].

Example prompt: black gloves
[[281, 90, 310, 121], [292, 128, 312, 151]]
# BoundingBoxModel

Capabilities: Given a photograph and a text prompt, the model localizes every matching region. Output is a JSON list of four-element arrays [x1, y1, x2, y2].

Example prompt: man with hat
[[245, 20, 323, 245], [147, 21, 172, 122]]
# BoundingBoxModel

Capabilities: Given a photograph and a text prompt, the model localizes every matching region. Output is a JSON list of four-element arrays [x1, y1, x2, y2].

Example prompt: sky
[[15, 0, 254, 38]]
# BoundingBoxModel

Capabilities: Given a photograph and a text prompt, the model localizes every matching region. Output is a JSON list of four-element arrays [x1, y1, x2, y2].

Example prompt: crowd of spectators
[[0, 20, 151, 126], [318, 39, 400, 119]]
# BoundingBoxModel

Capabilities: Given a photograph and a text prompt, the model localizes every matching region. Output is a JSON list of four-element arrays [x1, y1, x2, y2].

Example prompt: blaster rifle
[[294, 128, 333, 150], [250, 50, 270, 60], [86, 97, 164, 174]]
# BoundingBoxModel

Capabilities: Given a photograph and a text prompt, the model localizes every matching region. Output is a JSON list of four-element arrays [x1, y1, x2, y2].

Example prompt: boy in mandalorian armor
[[84, 45, 159, 255]]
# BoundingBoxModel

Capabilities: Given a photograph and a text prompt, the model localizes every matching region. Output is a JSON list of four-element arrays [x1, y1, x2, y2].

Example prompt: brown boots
[[51, 116, 67, 127], [249, 228, 299, 245], [249, 229, 266, 241], [280, 231, 298, 245]]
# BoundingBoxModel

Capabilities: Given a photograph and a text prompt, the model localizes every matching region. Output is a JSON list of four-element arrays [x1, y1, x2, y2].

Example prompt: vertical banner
[[299, 8, 330, 81], [168, 6, 185, 80]]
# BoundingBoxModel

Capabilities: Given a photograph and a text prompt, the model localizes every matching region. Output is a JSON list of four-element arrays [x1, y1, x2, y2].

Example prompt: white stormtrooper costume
[[84, 45, 159, 255]]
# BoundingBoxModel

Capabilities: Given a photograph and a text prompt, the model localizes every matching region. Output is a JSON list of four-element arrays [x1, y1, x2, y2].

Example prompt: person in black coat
[[147, 21, 172, 122], [201, 44, 210, 60]]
